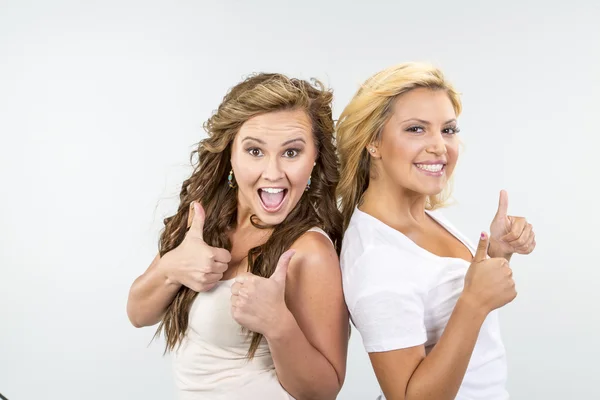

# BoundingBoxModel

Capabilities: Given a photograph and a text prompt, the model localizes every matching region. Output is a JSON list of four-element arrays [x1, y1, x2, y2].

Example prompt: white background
[[1, 0, 599, 399]]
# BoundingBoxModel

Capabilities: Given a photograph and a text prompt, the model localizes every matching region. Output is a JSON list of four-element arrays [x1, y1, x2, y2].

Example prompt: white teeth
[[416, 164, 444, 172], [261, 188, 284, 194]]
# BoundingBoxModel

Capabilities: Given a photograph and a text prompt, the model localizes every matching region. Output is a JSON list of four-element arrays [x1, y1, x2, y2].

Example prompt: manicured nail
[[481, 232, 486, 239]]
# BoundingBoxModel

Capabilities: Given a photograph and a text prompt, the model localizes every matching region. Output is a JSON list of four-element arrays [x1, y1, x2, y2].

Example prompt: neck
[[233, 199, 273, 252], [235, 197, 273, 233], [360, 174, 429, 228], [235, 200, 255, 229]]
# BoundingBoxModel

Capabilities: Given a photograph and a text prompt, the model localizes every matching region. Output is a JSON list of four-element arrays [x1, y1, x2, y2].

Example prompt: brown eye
[[406, 126, 425, 133], [247, 148, 263, 157], [284, 149, 300, 158], [443, 126, 460, 135]]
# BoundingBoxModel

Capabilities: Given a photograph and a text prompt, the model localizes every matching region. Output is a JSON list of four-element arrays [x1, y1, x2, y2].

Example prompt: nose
[[426, 131, 448, 156], [262, 156, 285, 182]]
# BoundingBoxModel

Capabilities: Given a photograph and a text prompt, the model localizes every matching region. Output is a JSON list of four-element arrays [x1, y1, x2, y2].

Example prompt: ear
[[366, 144, 380, 158]]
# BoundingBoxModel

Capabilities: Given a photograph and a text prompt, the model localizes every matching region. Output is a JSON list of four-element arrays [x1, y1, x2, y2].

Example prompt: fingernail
[[481, 232, 486, 239]]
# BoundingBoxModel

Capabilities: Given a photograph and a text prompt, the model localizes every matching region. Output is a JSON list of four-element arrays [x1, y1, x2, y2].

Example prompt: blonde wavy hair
[[336, 62, 463, 230]]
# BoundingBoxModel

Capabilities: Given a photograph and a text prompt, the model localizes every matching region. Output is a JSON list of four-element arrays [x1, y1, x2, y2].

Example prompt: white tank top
[[172, 227, 332, 400]]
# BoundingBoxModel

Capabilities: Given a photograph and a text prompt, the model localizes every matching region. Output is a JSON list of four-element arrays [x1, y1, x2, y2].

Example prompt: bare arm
[[126, 254, 181, 327], [366, 234, 516, 400], [267, 233, 349, 400], [370, 296, 486, 400], [126, 202, 230, 328]]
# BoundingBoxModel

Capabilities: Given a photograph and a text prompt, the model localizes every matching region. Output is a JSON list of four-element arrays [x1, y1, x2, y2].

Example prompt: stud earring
[[227, 169, 236, 188], [369, 148, 375, 153]]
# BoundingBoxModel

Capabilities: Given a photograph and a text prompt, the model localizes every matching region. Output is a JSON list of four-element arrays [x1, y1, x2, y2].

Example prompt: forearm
[[126, 258, 181, 328], [405, 296, 487, 400], [266, 311, 342, 400]]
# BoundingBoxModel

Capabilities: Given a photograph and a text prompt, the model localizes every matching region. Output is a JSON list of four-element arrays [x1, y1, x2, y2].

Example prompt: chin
[[412, 183, 446, 197], [254, 212, 287, 226]]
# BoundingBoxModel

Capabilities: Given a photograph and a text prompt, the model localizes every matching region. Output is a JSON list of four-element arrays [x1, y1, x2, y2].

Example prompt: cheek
[[231, 156, 260, 188], [444, 142, 459, 175], [387, 136, 423, 166], [288, 146, 317, 189], [287, 163, 313, 188], [446, 142, 459, 164]]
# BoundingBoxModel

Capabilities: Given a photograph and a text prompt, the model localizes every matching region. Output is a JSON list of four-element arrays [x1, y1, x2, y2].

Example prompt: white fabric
[[306, 226, 333, 243], [172, 227, 331, 399], [341, 208, 508, 400]]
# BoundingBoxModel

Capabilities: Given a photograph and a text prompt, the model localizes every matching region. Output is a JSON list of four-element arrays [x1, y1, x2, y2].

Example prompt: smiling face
[[373, 87, 460, 196], [230, 108, 317, 225]]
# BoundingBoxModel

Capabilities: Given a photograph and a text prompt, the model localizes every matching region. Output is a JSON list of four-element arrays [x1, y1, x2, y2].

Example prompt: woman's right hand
[[160, 201, 231, 292], [461, 232, 517, 316]]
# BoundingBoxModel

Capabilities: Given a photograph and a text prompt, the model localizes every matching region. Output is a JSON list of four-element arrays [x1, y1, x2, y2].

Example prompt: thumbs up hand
[[488, 190, 536, 261], [461, 232, 517, 316], [230, 250, 296, 338], [161, 201, 232, 292]]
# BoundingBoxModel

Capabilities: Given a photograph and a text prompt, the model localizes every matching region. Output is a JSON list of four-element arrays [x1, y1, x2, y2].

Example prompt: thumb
[[187, 201, 206, 240], [495, 190, 509, 220], [473, 232, 490, 263], [270, 249, 296, 285]]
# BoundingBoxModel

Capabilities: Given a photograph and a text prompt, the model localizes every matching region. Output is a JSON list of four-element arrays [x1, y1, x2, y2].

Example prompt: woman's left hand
[[230, 250, 296, 338], [489, 190, 536, 261]]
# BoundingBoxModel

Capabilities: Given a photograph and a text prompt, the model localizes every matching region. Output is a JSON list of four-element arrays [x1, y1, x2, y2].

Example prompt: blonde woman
[[127, 73, 348, 399], [336, 63, 536, 400]]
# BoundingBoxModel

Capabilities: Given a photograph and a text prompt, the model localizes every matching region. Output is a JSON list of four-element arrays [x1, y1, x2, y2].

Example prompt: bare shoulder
[[286, 229, 339, 281]]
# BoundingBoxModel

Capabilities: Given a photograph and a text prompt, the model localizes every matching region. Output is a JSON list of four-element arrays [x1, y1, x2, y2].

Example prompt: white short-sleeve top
[[341, 208, 508, 400]]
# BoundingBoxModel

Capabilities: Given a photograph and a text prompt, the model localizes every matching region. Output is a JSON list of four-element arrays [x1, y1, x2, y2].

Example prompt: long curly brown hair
[[154, 73, 342, 358]]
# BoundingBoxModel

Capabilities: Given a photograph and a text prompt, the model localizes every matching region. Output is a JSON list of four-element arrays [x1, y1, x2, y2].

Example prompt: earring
[[305, 161, 316, 191], [227, 169, 236, 188], [369, 148, 375, 153]]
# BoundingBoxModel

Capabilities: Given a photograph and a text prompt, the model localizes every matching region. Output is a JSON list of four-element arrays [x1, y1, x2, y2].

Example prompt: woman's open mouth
[[258, 187, 289, 212]]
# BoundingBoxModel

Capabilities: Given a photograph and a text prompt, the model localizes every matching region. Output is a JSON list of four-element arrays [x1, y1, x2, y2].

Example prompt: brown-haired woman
[[127, 73, 348, 400]]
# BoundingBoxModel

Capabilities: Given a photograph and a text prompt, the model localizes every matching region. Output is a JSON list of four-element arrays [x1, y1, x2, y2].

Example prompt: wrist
[[488, 242, 512, 262], [488, 250, 512, 262], [457, 293, 489, 323], [157, 256, 179, 286], [265, 307, 296, 343]]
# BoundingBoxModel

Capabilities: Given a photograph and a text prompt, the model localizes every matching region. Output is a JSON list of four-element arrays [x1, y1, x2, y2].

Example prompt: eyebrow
[[401, 118, 457, 125], [241, 136, 306, 146]]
